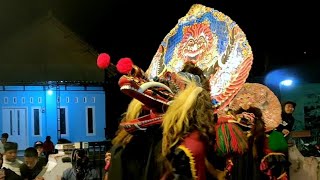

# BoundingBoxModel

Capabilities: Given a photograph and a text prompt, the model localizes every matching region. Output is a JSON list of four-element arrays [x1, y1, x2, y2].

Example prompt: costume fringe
[[178, 145, 197, 180], [215, 117, 248, 156]]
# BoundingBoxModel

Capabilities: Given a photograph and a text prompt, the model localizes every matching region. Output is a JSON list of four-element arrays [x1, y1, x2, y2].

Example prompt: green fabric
[[268, 131, 288, 152]]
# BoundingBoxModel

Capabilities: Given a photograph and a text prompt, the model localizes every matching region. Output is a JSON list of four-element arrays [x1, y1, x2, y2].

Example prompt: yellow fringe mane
[[112, 99, 144, 146], [162, 82, 206, 157]]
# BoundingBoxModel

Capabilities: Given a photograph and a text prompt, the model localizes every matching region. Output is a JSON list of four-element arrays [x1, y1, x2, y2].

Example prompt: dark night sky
[[50, 0, 319, 78], [0, 0, 318, 80], [0, 0, 317, 137]]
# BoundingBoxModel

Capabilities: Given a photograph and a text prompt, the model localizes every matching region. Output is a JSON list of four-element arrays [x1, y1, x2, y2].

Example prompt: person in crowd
[[34, 141, 47, 165], [276, 101, 296, 180], [2, 142, 23, 176], [34, 142, 44, 157], [277, 101, 296, 137], [20, 147, 46, 180], [43, 136, 55, 161], [61, 149, 99, 180], [0, 152, 23, 180], [0, 133, 9, 155]]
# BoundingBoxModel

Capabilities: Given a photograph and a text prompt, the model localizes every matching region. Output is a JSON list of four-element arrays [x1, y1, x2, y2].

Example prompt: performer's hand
[[205, 158, 228, 180], [216, 169, 228, 180], [0, 169, 5, 180], [105, 152, 111, 171], [35, 177, 44, 180], [282, 129, 290, 136], [105, 152, 111, 162]]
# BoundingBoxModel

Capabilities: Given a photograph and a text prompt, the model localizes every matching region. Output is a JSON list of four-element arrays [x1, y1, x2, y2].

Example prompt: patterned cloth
[[228, 83, 282, 132]]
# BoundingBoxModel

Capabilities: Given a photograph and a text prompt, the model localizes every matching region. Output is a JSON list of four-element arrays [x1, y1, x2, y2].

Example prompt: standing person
[[277, 101, 296, 137], [0, 133, 9, 155], [42, 136, 55, 161], [276, 101, 296, 180], [20, 147, 46, 180], [2, 142, 23, 176]]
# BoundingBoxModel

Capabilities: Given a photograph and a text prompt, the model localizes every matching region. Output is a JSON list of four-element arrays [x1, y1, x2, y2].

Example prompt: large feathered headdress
[[145, 4, 253, 112]]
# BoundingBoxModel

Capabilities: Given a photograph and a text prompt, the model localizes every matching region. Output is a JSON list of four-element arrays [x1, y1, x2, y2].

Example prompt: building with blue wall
[[0, 85, 106, 150], [0, 11, 118, 150]]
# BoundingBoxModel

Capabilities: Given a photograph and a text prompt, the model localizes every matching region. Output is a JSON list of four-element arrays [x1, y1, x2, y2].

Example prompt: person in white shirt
[[2, 142, 23, 176]]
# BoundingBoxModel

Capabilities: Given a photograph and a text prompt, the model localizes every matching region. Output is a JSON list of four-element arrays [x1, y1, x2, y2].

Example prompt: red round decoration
[[97, 53, 111, 69], [116, 57, 133, 74]]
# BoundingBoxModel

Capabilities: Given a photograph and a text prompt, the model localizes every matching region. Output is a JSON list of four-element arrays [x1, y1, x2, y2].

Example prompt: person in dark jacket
[[43, 136, 55, 161], [20, 147, 46, 180], [277, 101, 296, 136]]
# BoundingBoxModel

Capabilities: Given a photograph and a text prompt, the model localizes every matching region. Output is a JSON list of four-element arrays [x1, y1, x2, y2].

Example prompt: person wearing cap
[[34, 141, 47, 165], [34, 142, 44, 157], [2, 142, 23, 176], [0, 133, 9, 155]]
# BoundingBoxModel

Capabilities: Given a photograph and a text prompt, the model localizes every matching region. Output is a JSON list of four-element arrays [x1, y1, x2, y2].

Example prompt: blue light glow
[[280, 79, 293, 86], [47, 90, 53, 95]]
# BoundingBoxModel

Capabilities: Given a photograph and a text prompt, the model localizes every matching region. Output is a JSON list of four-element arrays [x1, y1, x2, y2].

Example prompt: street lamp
[[47, 89, 53, 96], [264, 69, 298, 102], [280, 79, 293, 86], [279, 79, 293, 101]]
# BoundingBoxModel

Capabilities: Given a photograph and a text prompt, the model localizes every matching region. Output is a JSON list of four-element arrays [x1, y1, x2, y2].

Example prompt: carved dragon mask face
[[116, 4, 255, 133], [118, 66, 203, 133], [118, 66, 174, 113]]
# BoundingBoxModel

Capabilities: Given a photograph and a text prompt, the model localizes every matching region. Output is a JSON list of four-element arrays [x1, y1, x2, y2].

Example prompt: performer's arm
[[205, 158, 227, 180]]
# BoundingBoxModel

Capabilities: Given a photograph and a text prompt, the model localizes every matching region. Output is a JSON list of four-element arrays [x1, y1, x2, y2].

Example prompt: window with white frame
[[32, 107, 41, 136], [38, 97, 42, 104], [59, 107, 68, 136], [86, 106, 95, 135], [4, 97, 8, 104], [13, 97, 17, 104]]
